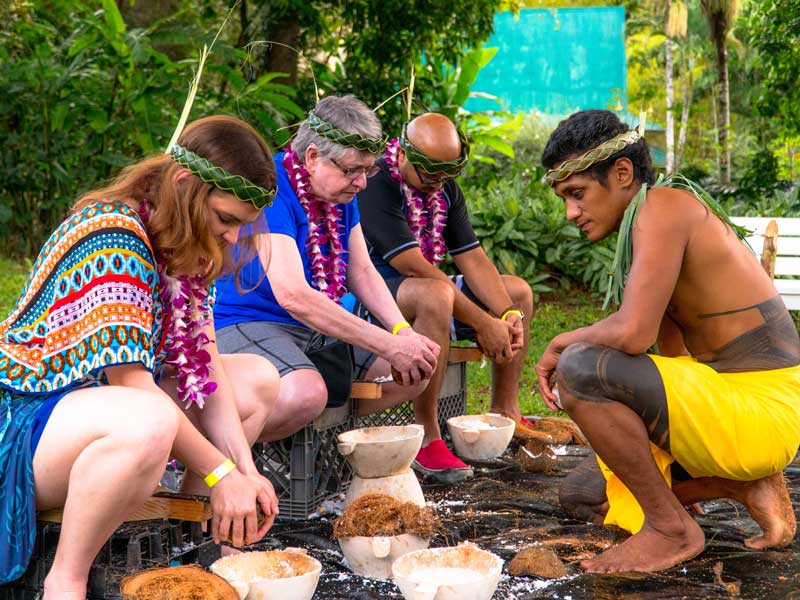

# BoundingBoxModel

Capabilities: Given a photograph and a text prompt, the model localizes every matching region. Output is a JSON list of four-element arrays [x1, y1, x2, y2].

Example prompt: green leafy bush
[[463, 166, 616, 296], [0, 1, 303, 256]]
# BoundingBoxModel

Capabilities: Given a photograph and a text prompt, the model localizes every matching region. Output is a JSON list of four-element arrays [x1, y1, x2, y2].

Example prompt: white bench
[[731, 217, 800, 310]]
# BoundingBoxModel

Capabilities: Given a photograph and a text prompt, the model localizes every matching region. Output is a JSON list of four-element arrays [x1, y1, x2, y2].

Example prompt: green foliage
[[467, 295, 609, 416], [463, 167, 616, 296], [0, 0, 303, 256], [416, 44, 522, 172], [247, 0, 503, 133], [0, 257, 29, 318], [744, 0, 800, 137]]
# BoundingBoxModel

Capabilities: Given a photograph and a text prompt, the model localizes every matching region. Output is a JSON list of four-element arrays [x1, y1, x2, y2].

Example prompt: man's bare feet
[[581, 514, 705, 573], [737, 473, 796, 549], [673, 472, 796, 550]]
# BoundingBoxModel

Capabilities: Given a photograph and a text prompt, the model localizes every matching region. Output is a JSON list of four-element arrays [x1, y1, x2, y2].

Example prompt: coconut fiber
[[120, 565, 238, 600], [333, 493, 438, 539]]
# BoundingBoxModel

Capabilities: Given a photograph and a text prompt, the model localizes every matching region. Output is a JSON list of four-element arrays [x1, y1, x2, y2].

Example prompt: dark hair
[[541, 109, 655, 187]]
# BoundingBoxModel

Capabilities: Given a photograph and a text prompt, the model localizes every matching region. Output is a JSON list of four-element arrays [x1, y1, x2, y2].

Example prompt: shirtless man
[[536, 109, 800, 573]]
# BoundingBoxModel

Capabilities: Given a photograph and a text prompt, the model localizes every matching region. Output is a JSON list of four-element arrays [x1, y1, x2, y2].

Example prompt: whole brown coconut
[[508, 546, 568, 579]]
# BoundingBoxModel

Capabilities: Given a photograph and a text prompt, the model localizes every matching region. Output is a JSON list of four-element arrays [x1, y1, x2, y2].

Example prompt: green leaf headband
[[170, 144, 277, 209], [399, 121, 470, 177], [307, 111, 388, 154], [545, 112, 648, 186]]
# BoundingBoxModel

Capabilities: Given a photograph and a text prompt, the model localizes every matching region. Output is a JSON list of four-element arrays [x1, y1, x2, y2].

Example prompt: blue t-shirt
[[214, 152, 361, 329]]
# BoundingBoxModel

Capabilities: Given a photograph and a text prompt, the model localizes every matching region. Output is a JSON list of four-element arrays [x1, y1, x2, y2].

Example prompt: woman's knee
[[106, 390, 179, 464], [225, 354, 281, 421]]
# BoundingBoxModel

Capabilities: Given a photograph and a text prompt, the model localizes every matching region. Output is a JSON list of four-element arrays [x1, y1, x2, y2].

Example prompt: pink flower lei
[[282, 147, 348, 302], [138, 201, 217, 409], [384, 137, 447, 265]]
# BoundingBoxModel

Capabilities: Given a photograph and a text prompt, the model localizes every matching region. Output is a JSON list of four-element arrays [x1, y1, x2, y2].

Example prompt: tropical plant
[[463, 167, 616, 296], [0, 0, 303, 256], [700, 0, 741, 184]]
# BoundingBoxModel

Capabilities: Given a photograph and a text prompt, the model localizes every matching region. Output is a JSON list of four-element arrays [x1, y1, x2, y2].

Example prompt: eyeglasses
[[412, 163, 455, 186], [329, 158, 380, 181]]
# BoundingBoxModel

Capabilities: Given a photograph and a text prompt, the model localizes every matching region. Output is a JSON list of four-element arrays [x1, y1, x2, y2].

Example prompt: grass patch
[[0, 257, 29, 317], [466, 292, 609, 417]]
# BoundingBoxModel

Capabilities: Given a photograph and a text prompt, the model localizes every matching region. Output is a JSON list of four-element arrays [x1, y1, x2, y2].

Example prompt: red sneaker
[[413, 439, 474, 484], [519, 415, 535, 428]]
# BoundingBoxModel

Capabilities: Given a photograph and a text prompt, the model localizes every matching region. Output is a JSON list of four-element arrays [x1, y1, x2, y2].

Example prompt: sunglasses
[[412, 162, 456, 186], [329, 157, 380, 181]]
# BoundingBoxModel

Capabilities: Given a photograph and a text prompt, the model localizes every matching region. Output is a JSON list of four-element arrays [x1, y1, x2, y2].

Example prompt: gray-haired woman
[[214, 95, 439, 441]]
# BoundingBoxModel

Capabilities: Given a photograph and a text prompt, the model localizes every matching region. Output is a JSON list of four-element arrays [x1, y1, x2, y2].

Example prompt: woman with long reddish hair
[[0, 115, 281, 598]]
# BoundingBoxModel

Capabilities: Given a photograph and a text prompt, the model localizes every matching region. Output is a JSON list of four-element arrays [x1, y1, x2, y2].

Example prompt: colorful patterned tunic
[[0, 201, 167, 583]]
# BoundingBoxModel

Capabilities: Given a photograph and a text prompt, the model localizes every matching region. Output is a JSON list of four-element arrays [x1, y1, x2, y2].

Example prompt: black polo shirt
[[358, 158, 480, 278]]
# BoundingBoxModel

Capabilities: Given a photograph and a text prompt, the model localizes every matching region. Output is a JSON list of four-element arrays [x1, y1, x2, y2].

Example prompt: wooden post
[[760, 219, 778, 279]]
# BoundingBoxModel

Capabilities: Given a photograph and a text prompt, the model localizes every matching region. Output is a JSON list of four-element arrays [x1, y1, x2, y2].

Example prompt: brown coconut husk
[[120, 565, 238, 600], [510, 416, 588, 445], [532, 417, 589, 445], [332, 493, 438, 539], [508, 546, 568, 579], [517, 439, 558, 474]]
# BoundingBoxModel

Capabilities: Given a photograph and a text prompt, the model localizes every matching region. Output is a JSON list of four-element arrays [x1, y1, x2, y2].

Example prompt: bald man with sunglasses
[[356, 112, 535, 483]]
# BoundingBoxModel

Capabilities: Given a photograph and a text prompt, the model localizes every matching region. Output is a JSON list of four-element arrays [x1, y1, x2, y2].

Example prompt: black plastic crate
[[357, 361, 468, 440], [252, 401, 355, 520], [2, 519, 219, 600]]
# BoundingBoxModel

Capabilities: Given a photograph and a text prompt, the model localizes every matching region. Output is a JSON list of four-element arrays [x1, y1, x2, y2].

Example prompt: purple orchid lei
[[283, 147, 348, 302], [139, 201, 217, 409], [384, 137, 447, 265]]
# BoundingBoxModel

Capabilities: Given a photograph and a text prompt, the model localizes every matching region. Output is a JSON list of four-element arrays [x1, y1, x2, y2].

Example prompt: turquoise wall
[[466, 7, 628, 116]]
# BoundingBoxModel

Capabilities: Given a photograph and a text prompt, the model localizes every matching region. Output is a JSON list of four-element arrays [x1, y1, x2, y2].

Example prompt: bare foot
[[581, 516, 705, 573], [737, 473, 796, 549]]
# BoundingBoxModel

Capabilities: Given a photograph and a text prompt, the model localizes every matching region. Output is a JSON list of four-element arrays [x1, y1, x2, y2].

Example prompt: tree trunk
[[713, 25, 731, 184], [665, 0, 675, 173], [675, 53, 694, 171], [265, 18, 301, 86]]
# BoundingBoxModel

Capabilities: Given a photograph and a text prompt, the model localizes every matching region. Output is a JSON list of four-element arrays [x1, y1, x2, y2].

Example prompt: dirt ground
[[256, 445, 800, 600]]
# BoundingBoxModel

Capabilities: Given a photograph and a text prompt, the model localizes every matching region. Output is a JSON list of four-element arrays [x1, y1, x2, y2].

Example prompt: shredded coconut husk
[[120, 565, 238, 600], [333, 493, 439, 539]]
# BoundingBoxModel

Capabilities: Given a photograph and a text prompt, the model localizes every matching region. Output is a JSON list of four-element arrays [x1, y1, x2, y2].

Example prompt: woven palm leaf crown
[[545, 112, 648, 186], [170, 144, 277, 209], [399, 121, 470, 176], [545, 129, 644, 186], [307, 111, 387, 154]]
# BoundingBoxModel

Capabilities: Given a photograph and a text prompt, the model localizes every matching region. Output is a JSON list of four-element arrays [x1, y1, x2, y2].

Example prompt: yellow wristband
[[392, 321, 412, 335], [501, 309, 524, 322], [204, 459, 236, 488]]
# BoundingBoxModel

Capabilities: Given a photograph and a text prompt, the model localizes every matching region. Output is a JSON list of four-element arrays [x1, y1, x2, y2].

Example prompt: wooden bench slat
[[774, 256, 800, 275], [746, 235, 800, 257], [351, 381, 382, 400], [733, 217, 800, 236], [38, 494, 212, 524], [449, 346, 483, 363], [782, 296, 800, 311]]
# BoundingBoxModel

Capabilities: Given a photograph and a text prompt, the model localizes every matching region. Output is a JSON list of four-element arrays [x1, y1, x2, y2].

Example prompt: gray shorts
[[217, 321, 376, 379]]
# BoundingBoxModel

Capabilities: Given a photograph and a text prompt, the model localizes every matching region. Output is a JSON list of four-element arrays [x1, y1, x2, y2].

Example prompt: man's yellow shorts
[[597, 355, 800, 534]]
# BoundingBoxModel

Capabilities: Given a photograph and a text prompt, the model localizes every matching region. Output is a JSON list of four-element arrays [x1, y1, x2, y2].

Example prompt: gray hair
[[293, 95, 383, 164]]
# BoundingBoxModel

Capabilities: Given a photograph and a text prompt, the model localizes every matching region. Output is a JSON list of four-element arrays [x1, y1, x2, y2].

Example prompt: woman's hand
[[386, 329, 439, 386], [209, 470, 279, 547]]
